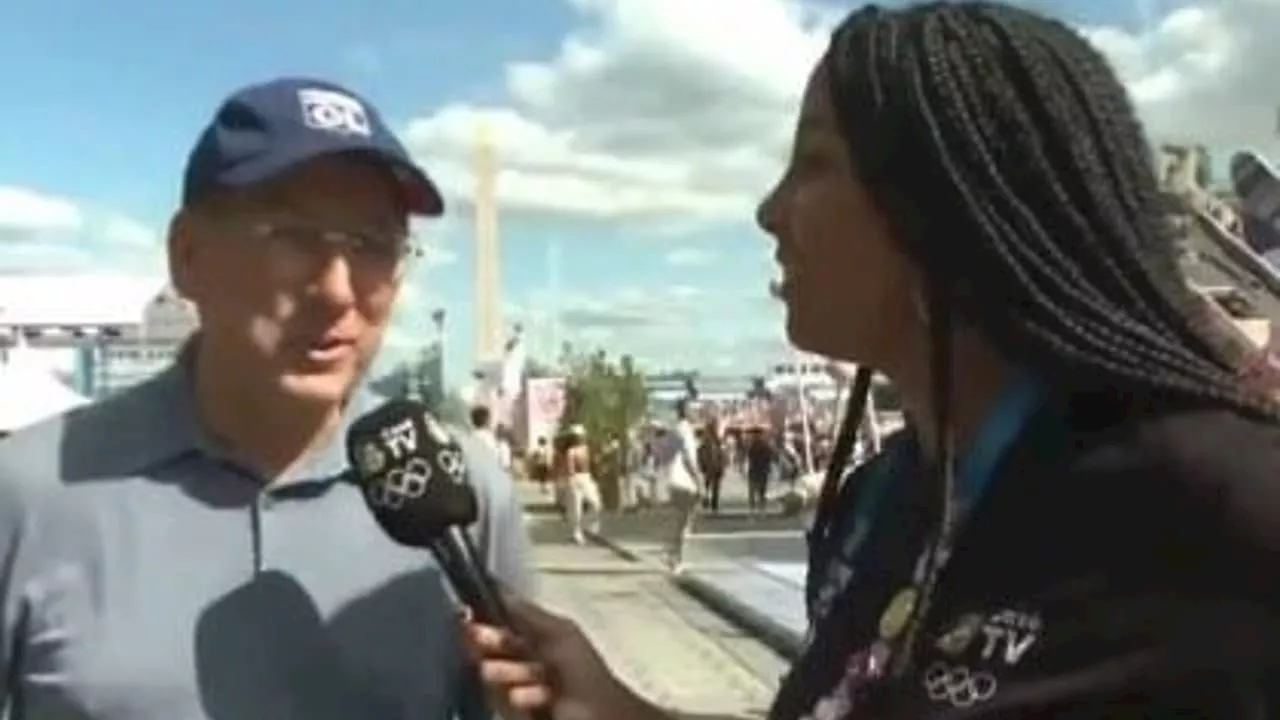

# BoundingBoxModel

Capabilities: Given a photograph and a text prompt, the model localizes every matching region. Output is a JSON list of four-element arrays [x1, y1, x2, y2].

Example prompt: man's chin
[[276, 370, 358, 405]]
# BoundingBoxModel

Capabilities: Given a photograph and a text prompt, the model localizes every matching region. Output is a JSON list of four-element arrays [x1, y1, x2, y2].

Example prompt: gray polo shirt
[[0, 359, 535, 719]]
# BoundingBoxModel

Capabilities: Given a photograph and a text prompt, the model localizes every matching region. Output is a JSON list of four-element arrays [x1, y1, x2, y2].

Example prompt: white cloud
[[402, 0, 830, 222], [398, 0, 1280, 230], [0, 186, 162, 274], [7, 0, 1280, 375], [98, 215, 160, 249], [664, 246, 715, 266], [0, 187, 82, 236], [410, 214, 465, 269], [1082, 1, 1277, 152], [505, 282, 784, 370]]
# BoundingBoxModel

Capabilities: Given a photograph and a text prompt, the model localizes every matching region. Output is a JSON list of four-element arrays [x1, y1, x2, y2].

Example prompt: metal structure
[[0, 287, 198, 398], [1153, 145, 1280, 325], [472, 120, 503, 365]]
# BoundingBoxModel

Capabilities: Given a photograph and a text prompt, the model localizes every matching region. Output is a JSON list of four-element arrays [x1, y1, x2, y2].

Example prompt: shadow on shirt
[[195, 569, 466, 719]]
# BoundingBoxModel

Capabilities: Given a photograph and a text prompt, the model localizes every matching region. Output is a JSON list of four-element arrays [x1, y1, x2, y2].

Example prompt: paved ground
[[592, 511, 805, 567], [564, 482, 809, 569], [524, 513, 788, 719]]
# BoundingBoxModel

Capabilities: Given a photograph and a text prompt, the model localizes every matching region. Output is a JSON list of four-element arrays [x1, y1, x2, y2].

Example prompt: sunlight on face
[[182, 154, 413, 405], [755, 60, 915, 368]]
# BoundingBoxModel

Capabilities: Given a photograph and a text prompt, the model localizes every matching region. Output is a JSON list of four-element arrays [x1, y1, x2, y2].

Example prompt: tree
[[525, 357, 558, 378], [558, 349, 649, 509]]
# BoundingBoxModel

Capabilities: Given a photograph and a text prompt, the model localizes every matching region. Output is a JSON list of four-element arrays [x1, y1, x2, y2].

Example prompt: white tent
[[0, 352, 88, 433]]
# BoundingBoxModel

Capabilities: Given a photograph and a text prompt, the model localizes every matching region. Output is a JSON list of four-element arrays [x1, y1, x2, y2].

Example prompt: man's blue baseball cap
[[182, 77, 443, 216]]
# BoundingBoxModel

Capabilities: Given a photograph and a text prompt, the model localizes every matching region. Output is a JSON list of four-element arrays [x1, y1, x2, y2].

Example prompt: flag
[[499, 325, 527, 401], [418, 342, 444, 410]]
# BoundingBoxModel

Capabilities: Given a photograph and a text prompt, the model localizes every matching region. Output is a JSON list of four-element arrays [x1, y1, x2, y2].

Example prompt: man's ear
[[167, 211, 200, 301]]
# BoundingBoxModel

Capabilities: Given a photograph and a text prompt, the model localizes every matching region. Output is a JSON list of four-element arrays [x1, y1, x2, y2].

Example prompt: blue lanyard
[[950, 369, 1044, 515], [833, 371, 1043, 563]]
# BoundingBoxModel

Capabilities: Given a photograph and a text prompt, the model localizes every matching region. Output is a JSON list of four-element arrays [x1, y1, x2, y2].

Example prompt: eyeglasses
[[241, 219, 420, 282]]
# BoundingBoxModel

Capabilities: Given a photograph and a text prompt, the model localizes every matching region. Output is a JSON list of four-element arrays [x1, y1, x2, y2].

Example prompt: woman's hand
[[461, 595, 663, 720]]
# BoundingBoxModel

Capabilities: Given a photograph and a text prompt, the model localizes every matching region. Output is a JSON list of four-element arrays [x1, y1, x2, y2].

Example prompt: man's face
[[171, 154, 412, 405]]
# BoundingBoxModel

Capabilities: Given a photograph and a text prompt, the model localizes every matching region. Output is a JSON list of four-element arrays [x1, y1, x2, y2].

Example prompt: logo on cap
[[298, 88, 371, 137]]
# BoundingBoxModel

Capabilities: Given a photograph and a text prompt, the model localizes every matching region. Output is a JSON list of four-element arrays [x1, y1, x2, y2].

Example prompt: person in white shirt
[[469, 405, 504, 463], [662, 398, 703, 572], [494, 427, 513, 471]]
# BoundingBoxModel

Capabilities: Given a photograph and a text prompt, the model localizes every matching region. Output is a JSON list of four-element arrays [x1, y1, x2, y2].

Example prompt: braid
[[827, 2, 1280, 420], [774, 7, 1280, 716]]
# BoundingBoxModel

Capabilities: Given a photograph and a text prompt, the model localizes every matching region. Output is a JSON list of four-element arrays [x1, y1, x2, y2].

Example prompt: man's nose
[[309, 253, 358, 308]]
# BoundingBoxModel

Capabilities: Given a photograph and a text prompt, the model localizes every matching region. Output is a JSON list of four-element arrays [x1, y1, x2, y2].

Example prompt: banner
[[522, 377, 567, 447]]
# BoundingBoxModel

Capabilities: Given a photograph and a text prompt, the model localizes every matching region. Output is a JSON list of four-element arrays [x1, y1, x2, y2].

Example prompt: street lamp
[[432, 307, 446, 389]]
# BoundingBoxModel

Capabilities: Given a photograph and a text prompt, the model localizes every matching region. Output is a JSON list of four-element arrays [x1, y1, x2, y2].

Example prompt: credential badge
[[935, 613, 984, 657]]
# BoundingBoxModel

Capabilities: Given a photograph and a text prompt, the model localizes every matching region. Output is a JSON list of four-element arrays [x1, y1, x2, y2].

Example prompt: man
[[561, 424, 601, 544], [661, 398, 703, 572], [745, 426, 775, 515], [0, 77, 534, 719], [469, 404, 510, 469], [528, 435, 551, 493]]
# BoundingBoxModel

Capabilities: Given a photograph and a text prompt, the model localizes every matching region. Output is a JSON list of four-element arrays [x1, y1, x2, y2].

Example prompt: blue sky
[[0, 0, 1205, 380]]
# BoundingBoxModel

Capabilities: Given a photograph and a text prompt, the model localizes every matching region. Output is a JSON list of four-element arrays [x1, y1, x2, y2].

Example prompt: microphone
[[346, 401, 556, 720], [345, 399, 515, 628]]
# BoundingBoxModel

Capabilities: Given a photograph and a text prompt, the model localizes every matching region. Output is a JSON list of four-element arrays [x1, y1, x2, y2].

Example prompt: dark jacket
[[772, 395, 1280, 719]]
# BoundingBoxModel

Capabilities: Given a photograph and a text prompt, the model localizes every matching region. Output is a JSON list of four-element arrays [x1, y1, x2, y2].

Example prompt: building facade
[[88, 287, 199, 396], [0, 276, 196, 398]]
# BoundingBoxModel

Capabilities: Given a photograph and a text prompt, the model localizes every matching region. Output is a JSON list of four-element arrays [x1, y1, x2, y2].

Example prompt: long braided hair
[[795, 2, 1280, 716], [827, 1, 1278, 418]]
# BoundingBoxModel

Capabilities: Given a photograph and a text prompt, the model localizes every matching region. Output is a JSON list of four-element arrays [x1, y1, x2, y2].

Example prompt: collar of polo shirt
[[99, 335, 379, 485]]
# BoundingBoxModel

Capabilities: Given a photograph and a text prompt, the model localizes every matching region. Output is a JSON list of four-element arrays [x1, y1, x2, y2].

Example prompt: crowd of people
[[513, 393, 880, 573]]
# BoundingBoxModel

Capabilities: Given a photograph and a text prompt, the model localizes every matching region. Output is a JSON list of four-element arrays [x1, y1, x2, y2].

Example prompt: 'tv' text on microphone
[[344, 399, 517, 627]]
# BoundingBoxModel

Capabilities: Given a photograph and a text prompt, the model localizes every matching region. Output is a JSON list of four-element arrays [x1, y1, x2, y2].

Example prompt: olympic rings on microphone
[[368, 457, 433, 509], [922, 662, 997, 708]]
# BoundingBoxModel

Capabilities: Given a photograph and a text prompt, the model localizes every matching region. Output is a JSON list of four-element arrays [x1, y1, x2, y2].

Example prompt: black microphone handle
[[429, 527, 514, 628], [428, 530, 553, 720]]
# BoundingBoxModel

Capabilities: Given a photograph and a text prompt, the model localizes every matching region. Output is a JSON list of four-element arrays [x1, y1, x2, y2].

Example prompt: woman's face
[[757, 58, 916, 368]]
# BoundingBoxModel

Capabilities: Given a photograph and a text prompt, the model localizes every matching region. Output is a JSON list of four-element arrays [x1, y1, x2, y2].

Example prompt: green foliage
[[557, 349, 648, 509], [525, 357, 558, 378], [559, 349, 647, 442]]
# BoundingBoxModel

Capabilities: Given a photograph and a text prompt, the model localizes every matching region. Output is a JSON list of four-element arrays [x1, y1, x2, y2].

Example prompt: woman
[[697, 419, 728, 513], [463, 3, 1280, 719]]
